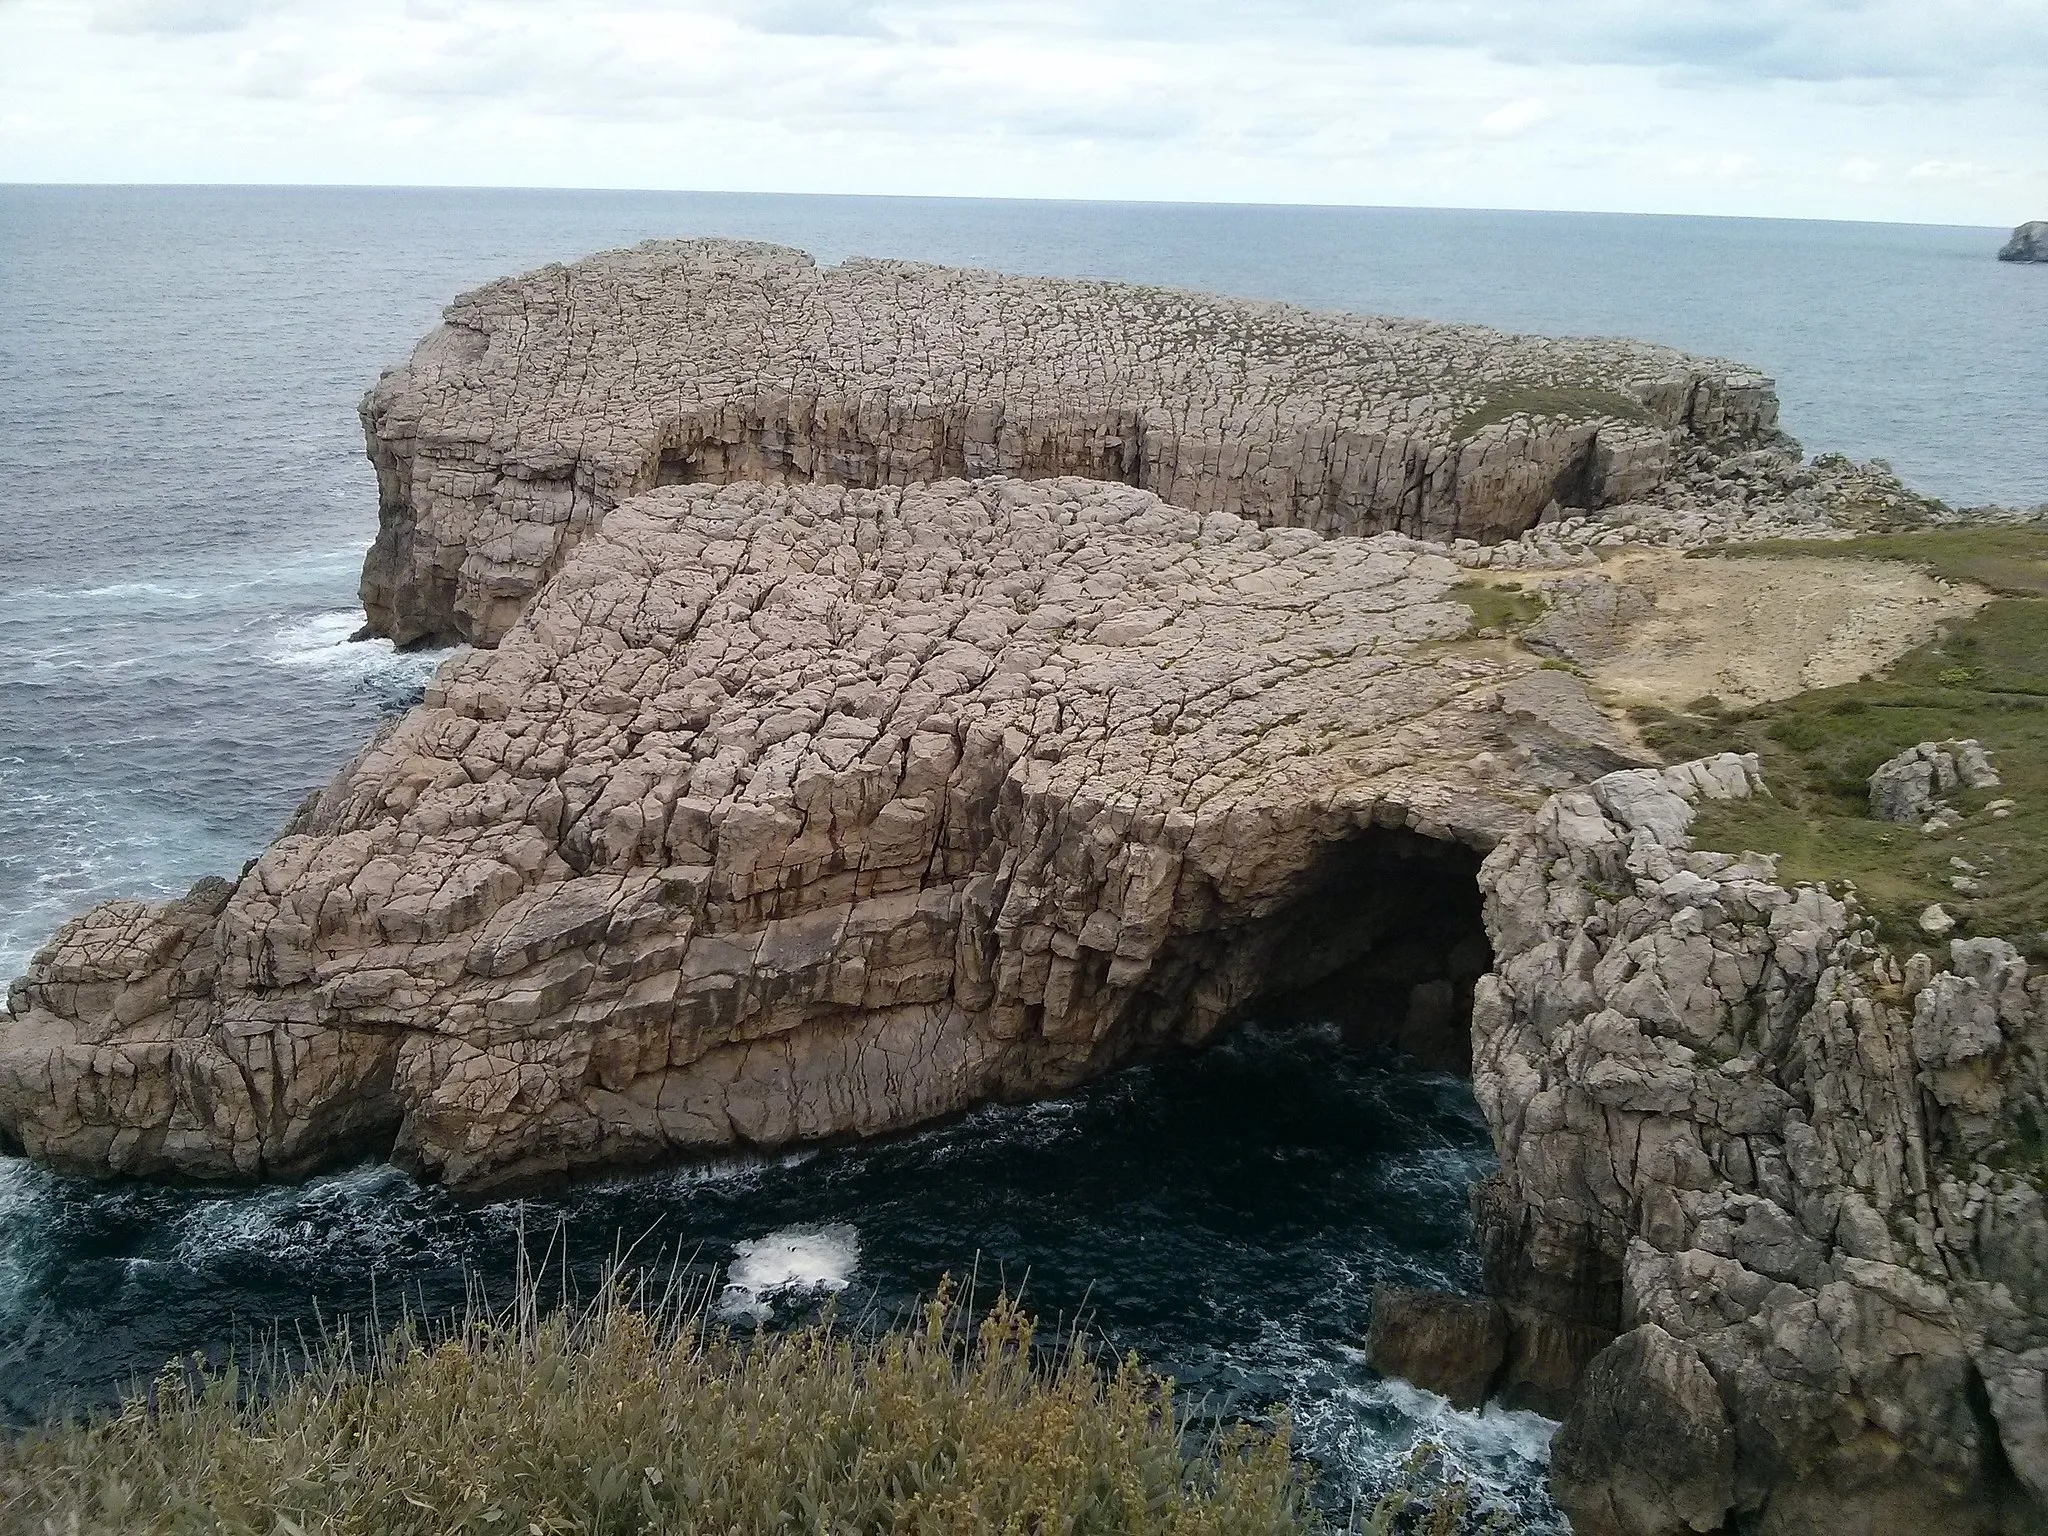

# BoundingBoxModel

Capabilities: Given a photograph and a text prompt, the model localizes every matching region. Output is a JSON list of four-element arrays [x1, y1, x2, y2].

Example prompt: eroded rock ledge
[[1477, 755, 2047, 1533], [1, 477, 1556, 1188], [358, 239, 1780, 646]]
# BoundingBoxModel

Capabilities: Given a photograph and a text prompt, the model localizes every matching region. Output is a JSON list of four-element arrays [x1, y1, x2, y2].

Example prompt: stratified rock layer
[[1477, 755, 2047, 1533], [358, 240, 1780, 646], [2, 477, 1546, 1188]]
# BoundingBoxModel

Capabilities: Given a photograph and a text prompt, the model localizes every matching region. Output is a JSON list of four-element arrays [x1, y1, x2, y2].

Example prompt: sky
[[0, 0, 2042, 224]]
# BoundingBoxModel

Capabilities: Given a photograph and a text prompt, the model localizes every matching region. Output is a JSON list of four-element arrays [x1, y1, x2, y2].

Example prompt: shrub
[[0, 1277, 1315, 1536]]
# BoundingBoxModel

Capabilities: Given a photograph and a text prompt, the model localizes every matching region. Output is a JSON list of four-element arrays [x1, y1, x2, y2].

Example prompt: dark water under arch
[[0, 1020, 1559, 1523]]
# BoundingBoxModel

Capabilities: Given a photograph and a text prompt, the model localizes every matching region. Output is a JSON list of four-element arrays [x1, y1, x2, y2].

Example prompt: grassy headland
[[1633, 528, 2048, 953]]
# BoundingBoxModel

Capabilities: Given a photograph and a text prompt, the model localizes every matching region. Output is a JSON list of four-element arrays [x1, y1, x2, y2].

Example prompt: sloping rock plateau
[[358, 240, 1780, 647], [3, 477, 1528, 1188]]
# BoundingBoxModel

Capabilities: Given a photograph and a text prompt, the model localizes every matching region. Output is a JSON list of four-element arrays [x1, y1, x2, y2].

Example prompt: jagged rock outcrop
[[2000, 223, 2048, 263], [358, 239, 1781, 646], [1366, 1283, 1509, 1410], [0, 476, 1582, 1188], [1869, 738, 2002, 825], [1475, 753, 2048, 1533]]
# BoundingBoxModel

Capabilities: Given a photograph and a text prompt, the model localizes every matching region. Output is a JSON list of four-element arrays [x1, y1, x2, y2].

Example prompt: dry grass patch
[[1628, 535, 2048, 955], [0, 1280, 1317, 1536]]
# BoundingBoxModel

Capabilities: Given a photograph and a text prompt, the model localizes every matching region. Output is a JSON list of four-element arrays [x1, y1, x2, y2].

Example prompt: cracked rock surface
[[8, 240, 2039, 1534], [358, 239, 1780, 646], [1477, 753, 2048, 1532], [2, 476, 1548, 1189]]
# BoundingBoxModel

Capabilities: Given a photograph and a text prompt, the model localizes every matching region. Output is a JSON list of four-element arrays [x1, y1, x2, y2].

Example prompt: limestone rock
[[1977, 1344, 2048, 1503], [1, 477, 1559, 1188], [2000, 222, 2048, 263], [1548, 1323, 1736, 1536], [357, 240, 1782, 646], [1366, 1283, 1507, 1409], [1477, 755, 2048, 1531], [1870, 739, 2000, 824]]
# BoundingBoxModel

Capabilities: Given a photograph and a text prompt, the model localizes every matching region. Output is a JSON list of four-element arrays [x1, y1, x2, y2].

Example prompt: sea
[[2, 184, 2044, 1522]]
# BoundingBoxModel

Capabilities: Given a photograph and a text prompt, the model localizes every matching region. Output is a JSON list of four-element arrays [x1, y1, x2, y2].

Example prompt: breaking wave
[[718, 1224, 862, 1323]]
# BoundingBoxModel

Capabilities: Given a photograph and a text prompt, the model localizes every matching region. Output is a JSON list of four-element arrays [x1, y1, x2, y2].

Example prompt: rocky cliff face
[[1999, 222, 2048, 263], [1477, 754, 2048, 1533], [357, 240, 1781, 647], [1, 476, 1567, 1188]]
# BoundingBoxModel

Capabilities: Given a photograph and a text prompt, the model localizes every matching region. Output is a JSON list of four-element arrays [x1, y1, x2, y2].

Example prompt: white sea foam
[[1365, 1374, 1559, 1463], [168, 1163, 424, 1267], [1307, 1372, 1561, 1531], [0, 1158, 46, 1308], [717, 1224, 861, 1323], [268, 609, 457, 700], [18, 548, 368, 617], [597, 1148, 817, 1201]]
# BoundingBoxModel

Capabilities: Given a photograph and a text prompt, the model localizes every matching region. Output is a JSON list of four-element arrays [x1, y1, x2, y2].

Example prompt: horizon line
[[0, 180, 2012, 234]]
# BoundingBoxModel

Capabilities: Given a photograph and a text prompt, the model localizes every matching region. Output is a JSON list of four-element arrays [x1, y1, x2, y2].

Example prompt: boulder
[[1366, 1284, 1508, 1409], [1549, 1324, 1736, 1536], [1868, 738, 1999, 823]]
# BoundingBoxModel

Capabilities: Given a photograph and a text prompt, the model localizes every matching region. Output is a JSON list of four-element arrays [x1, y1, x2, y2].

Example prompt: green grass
[[1448, 580, 1545, 634], [1634, 532, 2048, 954], [1447, 385, 1651, 442], [0, 1281, 1315, 1536]]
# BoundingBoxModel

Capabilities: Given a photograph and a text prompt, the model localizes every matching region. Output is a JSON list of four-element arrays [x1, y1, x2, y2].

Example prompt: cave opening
[[649, 407, 1152, 496], [1220, 827, 1492, 1077]]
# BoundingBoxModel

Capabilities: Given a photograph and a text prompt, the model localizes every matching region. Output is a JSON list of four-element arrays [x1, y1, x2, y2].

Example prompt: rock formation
[[357, 240, 1780, 647], [1, 476, 1572, 1188], [1366, 1283, 1509, 1410], [1476, 753, 2047, 1532], [1999, 222, 2048, 263], [1869, 738, 2002, 826], [5, 243, 2042, 1533]]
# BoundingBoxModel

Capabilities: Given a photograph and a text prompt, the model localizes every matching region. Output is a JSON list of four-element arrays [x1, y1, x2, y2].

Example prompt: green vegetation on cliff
[[1634, 528, 2048, 954], [0, 1284, 1314, 1536], [1447, 385, 1652, 442]]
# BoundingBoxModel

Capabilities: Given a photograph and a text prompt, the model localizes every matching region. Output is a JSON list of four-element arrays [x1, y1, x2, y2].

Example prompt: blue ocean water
[[2, 185, 2043, 1517]]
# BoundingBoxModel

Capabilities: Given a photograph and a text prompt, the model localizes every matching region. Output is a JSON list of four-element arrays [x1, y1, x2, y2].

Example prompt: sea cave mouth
[[1219, 826, 1492, 1078]]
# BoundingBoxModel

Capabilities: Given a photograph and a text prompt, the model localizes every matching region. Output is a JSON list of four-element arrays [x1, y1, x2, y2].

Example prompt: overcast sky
[[2, 0, 2041, 224]]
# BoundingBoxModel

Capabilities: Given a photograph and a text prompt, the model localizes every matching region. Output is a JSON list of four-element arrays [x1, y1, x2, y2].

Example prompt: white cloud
[[88, 0, 277, 34], [1907, 158, 1988, 182], [1478, 98, 1550, 137], [1672, 152, 1757, 180], [0, 0, 2042, 223]]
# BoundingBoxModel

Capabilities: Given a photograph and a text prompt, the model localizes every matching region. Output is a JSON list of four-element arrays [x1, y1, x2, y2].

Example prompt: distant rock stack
[[1999, 222, 2048, 263]]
